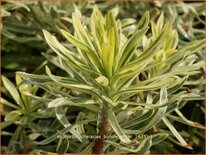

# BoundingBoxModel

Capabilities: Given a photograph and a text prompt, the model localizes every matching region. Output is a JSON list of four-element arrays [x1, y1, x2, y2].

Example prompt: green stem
[[7, 125, 22, 151]]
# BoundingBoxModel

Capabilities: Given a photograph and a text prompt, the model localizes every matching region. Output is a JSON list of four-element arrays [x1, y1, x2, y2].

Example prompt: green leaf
[[159, 86, 168, 104], [175, 109, 205, 129], [135, 11, 150, 30], [162, 116, 188, 147], [168, 114, 205, 129], [118, 27, 148, 68], [72, 12, 94, 48], [48, 98, 99, 113], [119, 77, 174, 94], [181, 93, 205, 100], [90, 6, 105, 48], [124, 107, 166, 134], [179, 39, 204, 55], [101, 41, 114, 77], [80, 141, 95, 153], [105, 11, 119, 56], [16, 72, 75, 98], [1, 98, 19, 109], [108, 110, 131, 143], [35, 119, 96, 145], [152, 133, 169, 145], [123, 88, 167, 134], [22, 91, 51, 103], [120, 87, 168, 110], [5, 110, 22, 122], [151, 21, 158, 38], [42, 29, 75, 58], [6, 2, 30, 12], [3, 21, 40, 35], [156, 13, 164, 33], [55, 106, 82, 142], [55, 106, 71, 128], [1, 121, 14, 129], [116, 11, 150, 69], [122, 110, 154, 129], [42, 29, 100, 76], [16, 71, 52, 83], [112, 22, 171, 83], [56, 138, 69, 154], [106, 135, 152, 153], [2, 75, 23, 108], [167, 77, 187, 94], [45, 66, 100, 97], [60, 29, 102, 71]]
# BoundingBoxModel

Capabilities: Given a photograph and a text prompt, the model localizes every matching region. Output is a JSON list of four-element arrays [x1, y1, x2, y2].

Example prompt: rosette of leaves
[[1, 74, 56, 153], [17, 7, 205, 154]]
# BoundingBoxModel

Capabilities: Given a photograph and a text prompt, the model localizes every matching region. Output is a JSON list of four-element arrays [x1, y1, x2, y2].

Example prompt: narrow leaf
[[108, 110, 131, 143], [2, 75, 23, 108], [162, 116, 188, 147]]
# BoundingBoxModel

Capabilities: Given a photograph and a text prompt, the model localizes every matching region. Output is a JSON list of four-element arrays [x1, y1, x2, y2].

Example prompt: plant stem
[[92, 110, 109, 154]]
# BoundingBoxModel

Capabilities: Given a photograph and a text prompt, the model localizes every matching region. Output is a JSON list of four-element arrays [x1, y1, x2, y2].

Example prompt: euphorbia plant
[[17, 6, 205, 154]]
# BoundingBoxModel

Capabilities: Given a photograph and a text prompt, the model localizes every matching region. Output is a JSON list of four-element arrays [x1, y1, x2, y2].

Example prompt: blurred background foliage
[[1, 1, 205, 154]]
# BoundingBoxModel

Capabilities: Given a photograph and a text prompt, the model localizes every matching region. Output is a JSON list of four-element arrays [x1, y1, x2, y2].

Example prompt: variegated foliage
[[3, 6, 205, 154]]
